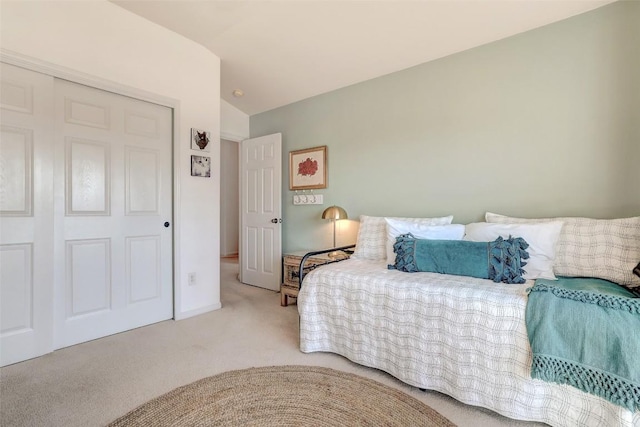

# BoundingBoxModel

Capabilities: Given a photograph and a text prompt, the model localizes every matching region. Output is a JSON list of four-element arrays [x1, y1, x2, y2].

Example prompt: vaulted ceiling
[[113, 0, 616, 115]]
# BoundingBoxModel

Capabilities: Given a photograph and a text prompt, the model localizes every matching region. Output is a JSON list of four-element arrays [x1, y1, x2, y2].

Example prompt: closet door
[[53, 80, 174, 349], [0, 63, 55, 366]]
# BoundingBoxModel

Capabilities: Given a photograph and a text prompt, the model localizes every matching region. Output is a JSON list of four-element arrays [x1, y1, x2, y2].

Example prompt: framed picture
[[289, 145, 327, 190], [191, 155, 211, 177], [191, 128, 210, 152]]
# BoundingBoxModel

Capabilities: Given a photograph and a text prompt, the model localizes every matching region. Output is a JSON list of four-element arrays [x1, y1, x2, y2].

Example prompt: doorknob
[[271, 218, 278, 223], [164, 221, 170, 228]]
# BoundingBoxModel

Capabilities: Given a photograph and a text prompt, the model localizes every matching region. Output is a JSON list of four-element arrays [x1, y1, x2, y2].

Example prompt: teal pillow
[[389, 233, 529, 284]]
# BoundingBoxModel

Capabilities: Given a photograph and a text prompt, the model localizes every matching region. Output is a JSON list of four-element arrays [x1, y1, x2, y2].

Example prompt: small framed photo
[[191, 128, 210, 152], [191, 155, 211, 178], [289, 145, 327, 190]]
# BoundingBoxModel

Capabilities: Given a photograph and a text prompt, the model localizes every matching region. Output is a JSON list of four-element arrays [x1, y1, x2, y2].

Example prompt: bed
[[298, 213, 640, 427]]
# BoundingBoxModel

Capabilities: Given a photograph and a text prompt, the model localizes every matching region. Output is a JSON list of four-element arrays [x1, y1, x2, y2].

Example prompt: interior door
[[240, 133, 282, 291], [0, 63, 55, 366], [53, 79, 173, 349]]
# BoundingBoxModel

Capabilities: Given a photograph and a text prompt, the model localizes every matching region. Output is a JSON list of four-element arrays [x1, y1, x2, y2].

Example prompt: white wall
[[1, 0, 222, 319], [221, 99, 250, 141]]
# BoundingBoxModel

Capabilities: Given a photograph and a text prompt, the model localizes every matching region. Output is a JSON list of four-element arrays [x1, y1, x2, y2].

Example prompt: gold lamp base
[[322, 206, 348, 255]]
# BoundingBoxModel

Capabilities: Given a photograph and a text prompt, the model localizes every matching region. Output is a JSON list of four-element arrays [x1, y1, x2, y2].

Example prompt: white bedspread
[[298, 259, 640, 427]]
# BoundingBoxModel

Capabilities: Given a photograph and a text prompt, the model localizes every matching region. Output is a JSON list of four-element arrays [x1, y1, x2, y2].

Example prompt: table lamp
[[322, 205, 348, 258]]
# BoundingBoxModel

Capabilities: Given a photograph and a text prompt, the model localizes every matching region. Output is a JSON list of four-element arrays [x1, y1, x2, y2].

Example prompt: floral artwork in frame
[[191, 128, 211, 152], [289, 145, 327, 190]]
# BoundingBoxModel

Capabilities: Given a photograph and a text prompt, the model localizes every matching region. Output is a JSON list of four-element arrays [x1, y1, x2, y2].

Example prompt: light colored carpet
[[0, 258, 544, 427], [108, 365, 456, 426]]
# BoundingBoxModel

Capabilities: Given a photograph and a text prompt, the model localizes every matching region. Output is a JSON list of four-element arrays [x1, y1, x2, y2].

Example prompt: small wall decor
[[191, 155, 211, 177], [289, 145, 327, 190], [191, 128, 210, 152]]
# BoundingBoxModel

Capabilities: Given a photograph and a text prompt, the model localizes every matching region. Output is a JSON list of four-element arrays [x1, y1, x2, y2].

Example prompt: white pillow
[[464, 221, 564, 280], [486, 212, 640, 291], [352, 215, 454, 261], [385, 219, 465, 265]]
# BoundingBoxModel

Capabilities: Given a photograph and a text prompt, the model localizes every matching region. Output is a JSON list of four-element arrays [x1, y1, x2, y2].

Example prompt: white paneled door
[[0, 64, 55, 366], [53, 79, 173, 349], [0, 63, 173, 366], [240, 133, 282, 291]]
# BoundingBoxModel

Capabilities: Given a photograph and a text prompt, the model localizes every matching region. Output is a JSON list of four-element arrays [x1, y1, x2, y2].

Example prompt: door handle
[[271, 218, 278, 223], [164, 221, 170, 228]]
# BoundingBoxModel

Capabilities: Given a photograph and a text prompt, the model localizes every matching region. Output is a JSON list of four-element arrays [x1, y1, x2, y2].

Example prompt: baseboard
[[221, 253, 238, 258], [174, 302, 222, 320]]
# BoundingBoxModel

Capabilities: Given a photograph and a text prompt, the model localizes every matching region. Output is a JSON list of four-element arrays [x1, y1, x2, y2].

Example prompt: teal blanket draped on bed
[[526, 277, 640, 412]]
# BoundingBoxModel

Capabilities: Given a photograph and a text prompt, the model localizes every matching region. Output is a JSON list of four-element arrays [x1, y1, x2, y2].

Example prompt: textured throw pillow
[[390, 234, 529, 284], [352, 214, 454, 261], [464, 221, 563, 280], [486, 212, 640, 292], [384, 218, 465, 266]]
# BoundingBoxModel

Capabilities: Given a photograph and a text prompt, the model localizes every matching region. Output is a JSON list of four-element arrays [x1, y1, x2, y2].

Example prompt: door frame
[[219, 137, 240, 258], [1, 50, 181, 319], [220, 132, 244, 278]]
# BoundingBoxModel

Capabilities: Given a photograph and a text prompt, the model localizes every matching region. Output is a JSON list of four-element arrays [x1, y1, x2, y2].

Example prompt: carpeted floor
[[0, 258, 544, 427], [108, 365, 456, 426]]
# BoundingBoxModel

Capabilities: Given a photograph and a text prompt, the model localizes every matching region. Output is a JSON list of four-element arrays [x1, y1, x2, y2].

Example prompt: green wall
[[251, 1, 640, 252]]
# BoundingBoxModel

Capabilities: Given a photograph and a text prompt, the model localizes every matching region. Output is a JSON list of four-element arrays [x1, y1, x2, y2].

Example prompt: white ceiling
[[112, 0, 615, 116]]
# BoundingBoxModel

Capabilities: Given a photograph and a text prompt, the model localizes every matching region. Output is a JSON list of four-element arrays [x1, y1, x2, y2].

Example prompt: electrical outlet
[[188, 272, 196, 286]]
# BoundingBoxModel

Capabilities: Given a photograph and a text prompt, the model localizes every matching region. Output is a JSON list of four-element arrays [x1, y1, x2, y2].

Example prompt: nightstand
[[281, 251, 349, 306]]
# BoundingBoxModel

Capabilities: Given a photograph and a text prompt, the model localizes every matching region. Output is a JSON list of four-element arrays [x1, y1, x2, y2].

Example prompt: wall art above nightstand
[[289, 145, 326, 190]]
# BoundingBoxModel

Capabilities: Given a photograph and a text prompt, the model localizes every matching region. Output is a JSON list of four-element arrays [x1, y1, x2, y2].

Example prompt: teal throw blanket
[[526, 277, 640, 411]]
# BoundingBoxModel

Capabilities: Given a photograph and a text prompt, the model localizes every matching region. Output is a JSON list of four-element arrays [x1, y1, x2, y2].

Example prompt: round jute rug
[[108, 365, 456, 426]]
